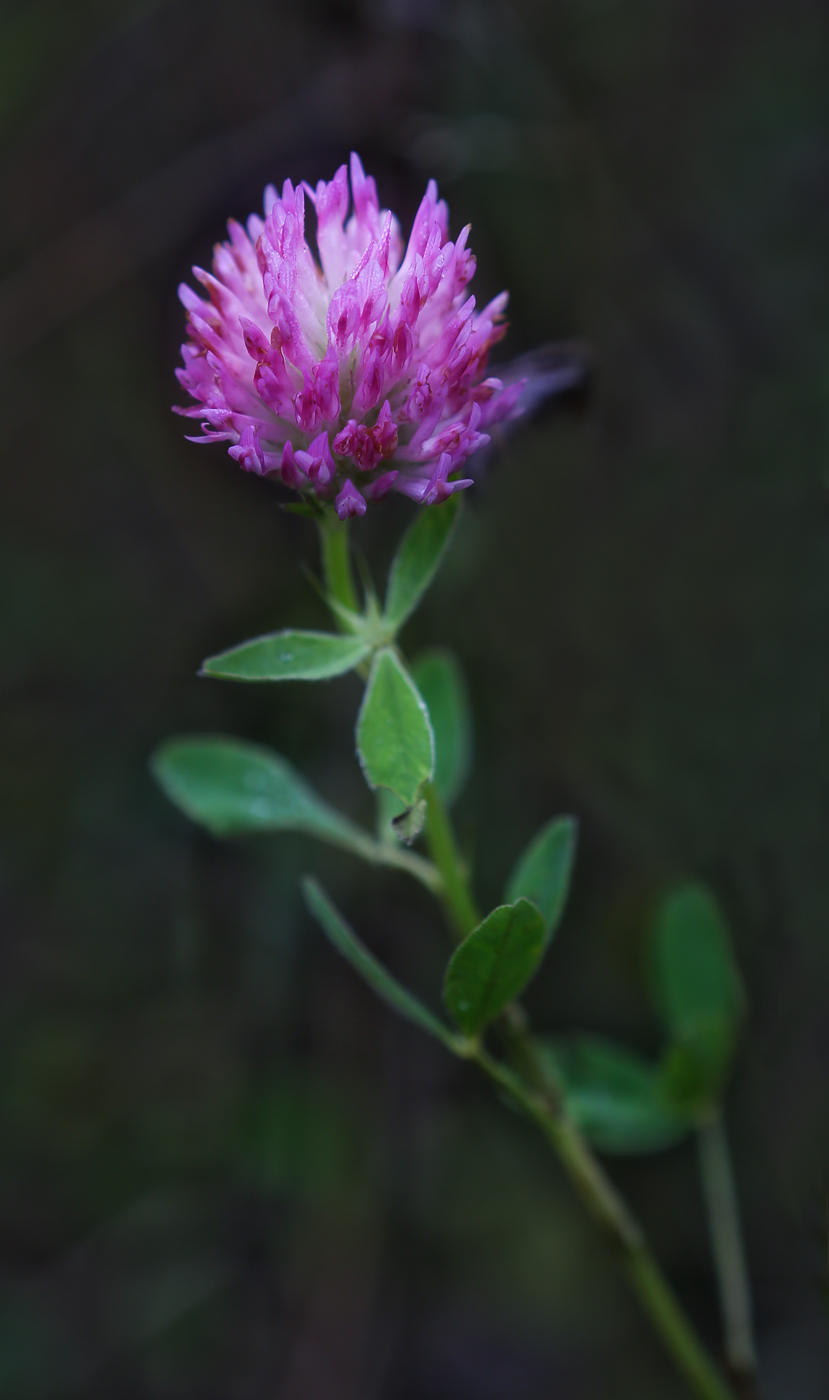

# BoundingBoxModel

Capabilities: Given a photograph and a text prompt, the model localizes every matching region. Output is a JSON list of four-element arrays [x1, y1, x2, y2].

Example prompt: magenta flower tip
[[334, 478, 367, 520], [175, 155, 511, 511]]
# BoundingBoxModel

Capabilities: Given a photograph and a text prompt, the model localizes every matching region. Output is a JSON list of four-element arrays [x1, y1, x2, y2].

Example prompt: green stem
[[421, 781, 736, 1400], [422, 782, 480, 937], [697, 1114, 757, 1386], [316, 517, 444, 896], [319, 511, 359, 617], [326, 527, 735, 1400], [473, 1047, 735, 1400], [341, 826, 444, 897]]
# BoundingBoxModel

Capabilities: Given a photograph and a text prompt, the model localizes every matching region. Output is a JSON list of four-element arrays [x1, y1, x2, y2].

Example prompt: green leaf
[[658, 1043, 729, 1118], [650, 883, 745, 1102], [651, 884, 744, 1036], [302, 878, 458, 1049], [152, 735, 377, 857], [383, 496, 461, 631], [356, 649, 434, 806], [504, 817, 577, 943], [411, 649, 472, 806], [444, 898, 547, 1035], [544, 1036, 692, 1155], [201, 629, 370, 681]]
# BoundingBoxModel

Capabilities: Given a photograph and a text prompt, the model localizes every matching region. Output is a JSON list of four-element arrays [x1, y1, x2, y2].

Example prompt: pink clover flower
[[175, 154, 514, 510]]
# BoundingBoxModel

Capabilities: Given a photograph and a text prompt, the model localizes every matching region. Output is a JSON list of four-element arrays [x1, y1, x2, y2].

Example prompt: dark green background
[[0, 1, 825, 1395]]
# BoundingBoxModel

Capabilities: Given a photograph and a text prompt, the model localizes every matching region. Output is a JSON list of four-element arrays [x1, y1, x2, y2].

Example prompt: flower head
[[175, 155, 518, 509]]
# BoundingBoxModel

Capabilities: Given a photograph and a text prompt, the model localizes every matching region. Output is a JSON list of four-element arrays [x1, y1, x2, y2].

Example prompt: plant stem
[[697, 1114, 758, 1387], [421, 778, 736, 1400], [422, 782, 480, 936], [325, 525, 736, 1400], [474, 1047, 735, 1400], [319, 511, 359, 616], [342, 826, 445, 896]]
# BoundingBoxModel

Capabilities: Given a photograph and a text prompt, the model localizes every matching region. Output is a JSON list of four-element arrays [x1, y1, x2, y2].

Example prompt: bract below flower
[[175, 154, 520, 509]]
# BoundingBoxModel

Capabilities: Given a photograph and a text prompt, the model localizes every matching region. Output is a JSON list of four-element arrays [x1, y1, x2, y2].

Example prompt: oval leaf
[[201, 629, 370, 681], [152, 735, 373, 854], [505, 817, 577, 943], [658, 1042, 732, 1119], [411, 649, 472, 806], [302, 878, 457, 1050], [356, 649, 434, 807], [651, 884, 744, 1037], [544, 1036, 691, 1155], [383, 495, 461, 631], [444, 898, 547, 1035], [650, 884, 744, 1101]]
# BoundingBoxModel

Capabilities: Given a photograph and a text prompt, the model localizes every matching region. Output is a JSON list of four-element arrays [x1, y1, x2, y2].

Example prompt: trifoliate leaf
[[543, 1036, 692, 1154], [302, 878, 457, 1049], [650, 883, 745, 1106], [444, 899, 547, 1035], [153, 735, 373, 857], [201, 629, 370, 681], [356, 649, 434, 806], [504, 817, 577, 944], [411, 649, 472, 806]]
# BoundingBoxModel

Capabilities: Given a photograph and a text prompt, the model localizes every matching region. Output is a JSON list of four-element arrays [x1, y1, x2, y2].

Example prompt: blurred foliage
[[0, 0, 826, 1396]]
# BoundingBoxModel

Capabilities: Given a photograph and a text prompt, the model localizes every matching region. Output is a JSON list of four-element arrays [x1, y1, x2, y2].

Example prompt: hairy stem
[[697, 1114, 758, 1387], [421, 778, 736, 1400]]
